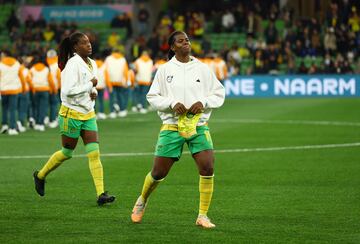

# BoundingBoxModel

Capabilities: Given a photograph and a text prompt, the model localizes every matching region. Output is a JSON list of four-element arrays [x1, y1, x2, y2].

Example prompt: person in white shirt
[[134, 50, 153, 113], [33, 32, 115, 206], [46, 49, 61, 128], [0, 50, 25, 135], [131, 31, 225, 228]]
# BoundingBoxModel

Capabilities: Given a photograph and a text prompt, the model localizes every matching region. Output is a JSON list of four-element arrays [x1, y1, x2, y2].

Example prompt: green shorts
[[155, 125, 214, 160], [58, 116, 98, 138]]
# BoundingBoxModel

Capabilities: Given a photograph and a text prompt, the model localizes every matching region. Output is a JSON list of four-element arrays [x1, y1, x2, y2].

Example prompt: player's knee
[[151, 170, 167, 181], [199, 165, 213, 176]]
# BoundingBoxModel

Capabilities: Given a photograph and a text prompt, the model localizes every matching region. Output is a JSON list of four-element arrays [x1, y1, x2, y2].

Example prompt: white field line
[[1, 142, 359, 160], [105, 117, 360, 127], [211, 119, 360, 127]]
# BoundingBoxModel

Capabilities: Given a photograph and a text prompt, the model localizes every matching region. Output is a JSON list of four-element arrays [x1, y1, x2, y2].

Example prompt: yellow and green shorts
[[58, 105, 97, 138], [155, 124, 214, 160]]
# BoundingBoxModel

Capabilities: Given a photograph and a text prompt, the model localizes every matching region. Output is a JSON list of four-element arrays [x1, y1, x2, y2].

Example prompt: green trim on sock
[[61, 147, 73, 158], [85, 142, 99, 154]]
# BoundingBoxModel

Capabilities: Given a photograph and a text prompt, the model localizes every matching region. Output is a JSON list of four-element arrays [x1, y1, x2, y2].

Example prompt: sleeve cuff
[[170, 100, 178, 109]]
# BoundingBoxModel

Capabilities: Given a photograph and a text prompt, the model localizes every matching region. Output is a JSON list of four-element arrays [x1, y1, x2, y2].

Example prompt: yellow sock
[[141, 172, 163, 202], [38, 150, 69, 179], [87, 150, 104, 197], [199, 175, 214, 216]]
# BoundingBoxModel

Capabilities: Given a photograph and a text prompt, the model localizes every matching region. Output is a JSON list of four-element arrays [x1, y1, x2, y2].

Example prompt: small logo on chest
[[196, 79, 200, 82], [166, 75, 174, 83]]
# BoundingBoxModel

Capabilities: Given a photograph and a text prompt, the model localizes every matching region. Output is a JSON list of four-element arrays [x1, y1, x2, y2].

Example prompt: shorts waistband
[[160, 123, 208, 132], [59, 105, 96, 120]]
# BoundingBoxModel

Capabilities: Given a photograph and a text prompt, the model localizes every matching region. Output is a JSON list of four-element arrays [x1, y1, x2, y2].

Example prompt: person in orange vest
[[17, 56, 33, 132], [127, 62, 138, 112], [94, 55, 110, 119], [28, 53, 55, 131], [46, 49, 61, 128], [0, 50, 25, 135], [104, 49, 129, 118], [134, 50, 153, 113], [213, 53, 228, 84]]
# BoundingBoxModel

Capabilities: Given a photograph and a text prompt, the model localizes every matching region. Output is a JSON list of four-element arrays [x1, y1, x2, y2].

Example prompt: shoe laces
[[133, 199, 145, 214]]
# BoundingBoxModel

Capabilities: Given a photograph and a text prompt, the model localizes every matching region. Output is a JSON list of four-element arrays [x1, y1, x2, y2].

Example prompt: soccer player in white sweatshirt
[[33, 32, 115, 206], [131, 31, 225, 228]]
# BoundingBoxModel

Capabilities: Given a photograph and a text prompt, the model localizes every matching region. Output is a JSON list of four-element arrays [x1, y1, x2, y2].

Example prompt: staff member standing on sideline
[[134, 50, 153, 114], [33, 32, 115, 206], [130, 31, 225, 228], [46, 49, 61, 128], [0, 50, 25, 135]]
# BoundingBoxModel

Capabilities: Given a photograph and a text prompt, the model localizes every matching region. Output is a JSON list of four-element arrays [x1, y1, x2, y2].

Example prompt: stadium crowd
[[1, 0, 360, 135]]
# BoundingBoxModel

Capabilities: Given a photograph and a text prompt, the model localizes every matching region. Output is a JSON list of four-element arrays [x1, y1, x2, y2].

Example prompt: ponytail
[[167, 30, 184, 60], [58, 32, 86, 71], [167, 49, 175, 60], [58, 37, 71, 71]]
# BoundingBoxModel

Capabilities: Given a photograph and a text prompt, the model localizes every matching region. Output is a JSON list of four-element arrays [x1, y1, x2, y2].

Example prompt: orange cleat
[[131, 196, 146, 223], [196, 215, 216, 228]]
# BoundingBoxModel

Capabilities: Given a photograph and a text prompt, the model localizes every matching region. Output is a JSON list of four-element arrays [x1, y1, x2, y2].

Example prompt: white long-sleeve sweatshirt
[[147, 56, 225, 125], [60, 54, 98, 114]]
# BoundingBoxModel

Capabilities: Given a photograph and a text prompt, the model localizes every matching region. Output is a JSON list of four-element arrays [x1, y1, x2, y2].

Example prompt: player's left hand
[[90, 92, 97, 100], [188, 101, 204, 114]]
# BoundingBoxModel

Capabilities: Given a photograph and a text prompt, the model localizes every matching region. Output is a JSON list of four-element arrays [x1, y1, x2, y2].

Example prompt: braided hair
[[58, 32, 85, 70], [167, 31, 185, 60]]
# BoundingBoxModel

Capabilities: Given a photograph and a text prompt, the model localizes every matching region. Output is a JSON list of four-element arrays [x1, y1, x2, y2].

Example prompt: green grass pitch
[[0, 98, 359, 243]]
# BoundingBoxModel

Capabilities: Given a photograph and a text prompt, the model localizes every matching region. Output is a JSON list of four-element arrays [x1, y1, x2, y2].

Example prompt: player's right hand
[[90, 77, 98, 87], [172, 103, 187, 115]]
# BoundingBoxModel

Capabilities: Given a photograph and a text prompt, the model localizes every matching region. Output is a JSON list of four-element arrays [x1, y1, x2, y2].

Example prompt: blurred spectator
[[157, 15, 172, 40], [245, 34, 256, 55], [124, 13, 133, 38], [222, 10, 235, 32], [35, 14, 47, 29], [227, 43, 241, 64], [212, 10, 222, 33], [137, 3, 150, 36], [355, 58, 360, 73], [111, 14, 125, 28], [234, 3, 246, 32], [297, 61, 308, 74], [294, 40, 306, 57], [264, 21, 278, 45], [6, 9, 20, 32], [201, 36, 212, 55], [348, 6, 360, 33], [324, 27, 337, 55], [341, 60, 354, 74], [310, 29, 322, 57], [147, 30, 160, 59], [131, 35, 147, 60], [25, 15, 35, 29], [246, 11, 256, 36], [253, 49, 266, 74], [107, 32, 122, 50], [33, 27, 43, 42], [43, 25, 55, 42], [327, 2, 340, 28], [308, 63, 320, 74], [173, 15, 185, 32], [266, 44, 279, 74], [323, 53, 336, 73], [189, 12, 205, 39], [9, 26, 20, 42]]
